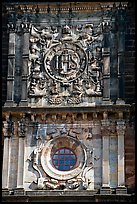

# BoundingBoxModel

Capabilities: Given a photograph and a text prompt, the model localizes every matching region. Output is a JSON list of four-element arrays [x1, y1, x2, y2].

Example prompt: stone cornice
[[3, 2, 128, 13], [2, 104, 131, 115]]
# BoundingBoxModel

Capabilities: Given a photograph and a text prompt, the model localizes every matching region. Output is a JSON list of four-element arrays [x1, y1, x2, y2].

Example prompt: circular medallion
[[41, 136, 86, 180], [44, 42, 87, 83]]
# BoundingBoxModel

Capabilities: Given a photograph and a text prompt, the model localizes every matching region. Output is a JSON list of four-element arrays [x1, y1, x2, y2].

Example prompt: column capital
[[18, 114, 27, 137], [101, 120, 110, 136], [101, 119, 110, 126], [3, 121, 10, 138], [3, 114, 13, 138], [21, 22, 30, 33], [116, 121, 126, 135], [101, 129, 110, 137], [7, 23, 16, 33]]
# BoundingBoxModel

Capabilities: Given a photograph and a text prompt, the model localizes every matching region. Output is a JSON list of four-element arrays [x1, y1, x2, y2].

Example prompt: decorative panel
[[28, 24, 103, 107], [24, 123, 94, 190]]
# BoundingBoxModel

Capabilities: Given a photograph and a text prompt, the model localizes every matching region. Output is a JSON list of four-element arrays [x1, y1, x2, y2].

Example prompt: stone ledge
[[2, 193, 135, 202], [25, 190, 98, 196], [2, 104, 132, 114]]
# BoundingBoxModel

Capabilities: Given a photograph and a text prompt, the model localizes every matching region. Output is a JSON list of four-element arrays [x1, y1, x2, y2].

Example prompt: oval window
[[52, 148, 77, 171]]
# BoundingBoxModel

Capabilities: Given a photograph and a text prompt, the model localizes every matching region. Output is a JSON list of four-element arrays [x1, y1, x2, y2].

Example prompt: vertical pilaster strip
[[102, 21, 111, 104], [92, 120, 101, 190], [4, 24, 16, 107], [117, 7, 125, 102], [2, 115, 12, 189], [14, 20, 23, 105], [100, 117, 111, 194], [20, 23, 30, 106], [110, 11, 118, 101], [16, 114, 26, 189], [100, 112, 110, 194], [109, 122, 117, 188], [102, 14, 111, 104], [8, 121, 19, 189], [116, 121, 127, 193], [102, 47, 110, 102]]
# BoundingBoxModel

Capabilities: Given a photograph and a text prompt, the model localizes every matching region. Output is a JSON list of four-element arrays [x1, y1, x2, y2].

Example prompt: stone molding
[[4, 2, 128, 13]]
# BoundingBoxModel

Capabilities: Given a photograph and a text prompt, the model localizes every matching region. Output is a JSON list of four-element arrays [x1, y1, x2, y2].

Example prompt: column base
[[100, 186, 111, 194], [2, 189, 9, 195], [4, 101, 17, 107], [14, 188, 25, 195], [116, 186, 127, 194], [116, 99, 125, 105], [19, 100, 28, 107], [102, 99, 114, 105]]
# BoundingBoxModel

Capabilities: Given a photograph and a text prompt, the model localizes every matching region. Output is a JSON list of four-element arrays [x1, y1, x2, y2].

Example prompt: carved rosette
[[28, 23, 103, 106]]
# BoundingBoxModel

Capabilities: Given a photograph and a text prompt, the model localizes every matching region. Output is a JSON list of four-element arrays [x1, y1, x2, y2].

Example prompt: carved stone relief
[[28, 23, 103, 106], [28, 125, 94, 190]]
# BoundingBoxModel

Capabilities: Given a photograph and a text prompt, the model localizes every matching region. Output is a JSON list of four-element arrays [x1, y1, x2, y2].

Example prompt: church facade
[[2, 2, 135, 202]]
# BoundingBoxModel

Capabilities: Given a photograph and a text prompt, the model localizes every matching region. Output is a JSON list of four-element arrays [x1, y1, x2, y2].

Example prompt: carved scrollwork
[[28, 23, 103, 106], [30, 127, 94, 190]]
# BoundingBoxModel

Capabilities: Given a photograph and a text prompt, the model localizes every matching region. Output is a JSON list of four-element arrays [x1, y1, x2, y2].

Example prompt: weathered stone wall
[[2, 2, 135, 202], [2, 2, 135, 105]]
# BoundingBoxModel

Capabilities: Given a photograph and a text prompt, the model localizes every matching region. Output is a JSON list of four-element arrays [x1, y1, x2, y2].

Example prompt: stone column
[[19, 23, 30, 106], [2, 115, 12, 189], [100, 116, 111, 194], [116, 121, 127, 194], [4, 23, 16, 107], [16, 114, 26, 189]]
